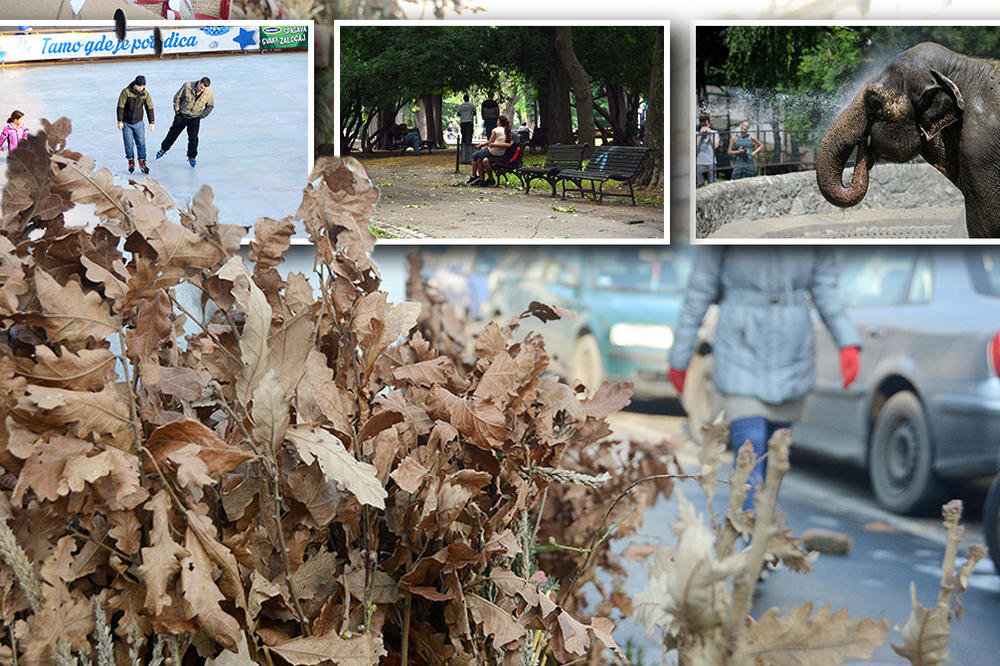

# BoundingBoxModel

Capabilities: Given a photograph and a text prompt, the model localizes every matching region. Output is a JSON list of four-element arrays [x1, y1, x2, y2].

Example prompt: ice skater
[[0, 110, 29, 153], [156, 76, 214, 167], [116, 75, 155, 174]]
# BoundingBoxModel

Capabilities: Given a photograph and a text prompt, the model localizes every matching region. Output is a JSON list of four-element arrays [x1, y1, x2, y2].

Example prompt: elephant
[[816, 42, 1000, 238]]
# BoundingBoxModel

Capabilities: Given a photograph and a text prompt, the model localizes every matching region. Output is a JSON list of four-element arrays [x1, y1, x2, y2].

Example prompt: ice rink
[[0, 51, 309, 230]]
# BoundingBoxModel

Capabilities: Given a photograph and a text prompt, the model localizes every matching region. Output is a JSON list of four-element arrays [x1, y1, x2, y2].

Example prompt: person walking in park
[[480, 92, 499, 138], [667, 247, 861, 512], [116, 75, 154, 174], [728, 120, 763, 179], [0, 110, 29, 153], [696, 114, 719, 186], [156, 76, 213, 167], [457, 93, 476, 144]]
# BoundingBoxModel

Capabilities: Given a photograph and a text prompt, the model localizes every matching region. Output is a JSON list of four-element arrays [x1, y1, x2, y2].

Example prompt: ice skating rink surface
[[0, 51, 309, 231]]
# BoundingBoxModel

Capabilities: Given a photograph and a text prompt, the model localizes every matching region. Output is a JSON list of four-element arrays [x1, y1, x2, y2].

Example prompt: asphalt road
[[603, 403, 1000, 665]]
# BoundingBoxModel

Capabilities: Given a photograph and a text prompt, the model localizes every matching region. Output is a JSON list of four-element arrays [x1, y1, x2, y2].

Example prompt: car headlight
[[608, 323, 674, 349]]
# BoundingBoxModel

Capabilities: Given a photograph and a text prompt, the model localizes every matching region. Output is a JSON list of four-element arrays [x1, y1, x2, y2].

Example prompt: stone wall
[[695, 164, 964, 238]]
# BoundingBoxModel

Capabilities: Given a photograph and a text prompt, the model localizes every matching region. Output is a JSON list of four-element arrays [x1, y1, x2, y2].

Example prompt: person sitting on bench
[[467, 115, 513, 187]]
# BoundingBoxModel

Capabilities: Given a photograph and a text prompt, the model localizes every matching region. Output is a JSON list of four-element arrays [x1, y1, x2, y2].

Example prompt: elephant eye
[[866, 92, 885, 117]]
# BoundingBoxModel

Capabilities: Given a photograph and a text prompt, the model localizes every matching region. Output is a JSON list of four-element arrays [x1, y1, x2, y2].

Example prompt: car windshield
[[964, 248, 1000, 298], [589, 248, 692, 293]]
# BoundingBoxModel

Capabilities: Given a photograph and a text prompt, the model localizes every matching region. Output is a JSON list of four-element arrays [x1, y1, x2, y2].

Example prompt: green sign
[[259, 26, 308, 50]]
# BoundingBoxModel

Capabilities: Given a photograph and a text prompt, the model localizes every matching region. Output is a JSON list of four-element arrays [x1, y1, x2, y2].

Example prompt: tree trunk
[[635, 27, 663, 191], [555, 27, 594, 152], [606, 85, 640, 145], [543, 29, 572, 145], [376, 107, 398, 151], [432, 93, 445, 147]]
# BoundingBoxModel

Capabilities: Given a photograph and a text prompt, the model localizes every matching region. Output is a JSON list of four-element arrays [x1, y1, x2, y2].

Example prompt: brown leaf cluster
[[0, 121, 646, 664]]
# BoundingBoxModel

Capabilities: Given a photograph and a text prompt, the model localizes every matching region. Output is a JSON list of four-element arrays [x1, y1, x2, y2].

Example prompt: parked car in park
[[686, 246, 1000, 515], [486, 245, 694, 399]]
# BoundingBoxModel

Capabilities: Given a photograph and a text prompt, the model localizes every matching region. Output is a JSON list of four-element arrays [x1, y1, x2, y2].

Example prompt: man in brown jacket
[[156, 76, 214, 167]]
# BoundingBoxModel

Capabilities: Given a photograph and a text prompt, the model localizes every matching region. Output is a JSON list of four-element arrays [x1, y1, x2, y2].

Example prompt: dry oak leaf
[[217, 255, 272, 406], [286, 425, 387, 509], [579, 380, 634, 420], [18, 345, 115, 392], [473, 351, 521, 403], [466, 594, 524, 649], [10, 434, 92, 504], [33, 269, 118, 343], [427, 386, 508, 450], [136, 490, 189, 615], [269, 630, 386, 665], [180, 526, 243, 653], [0, 235, 31, 315], [286, 460, 341, 527], [249, 216, 295, 271], [146, 419, 253, 477], [890, 582, 950, 666], [125, 288, 172, 363], [17, 383, 130, 443], [392, 356, 455, 388], [252, 369, 290, 455], [50, 152, 129, 224], [734, 602, 890, 665], [524, 300, 573, 322], [390, 455, 427, 494]]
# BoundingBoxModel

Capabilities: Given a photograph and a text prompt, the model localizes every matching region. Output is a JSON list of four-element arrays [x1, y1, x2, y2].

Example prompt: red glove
[[668, 366, 687, 394], [841, 346, 860, 389]]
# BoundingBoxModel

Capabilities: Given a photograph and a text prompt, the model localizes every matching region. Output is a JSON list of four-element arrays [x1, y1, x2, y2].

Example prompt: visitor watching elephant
[[728, 120, 763, 179]]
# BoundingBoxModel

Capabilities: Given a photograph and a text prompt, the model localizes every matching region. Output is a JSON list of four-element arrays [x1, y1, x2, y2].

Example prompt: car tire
[[682, 352, 724, 445], [868, 391, 943, 515], [572, 333, 604, 397], [984, 473, 1000, 573]]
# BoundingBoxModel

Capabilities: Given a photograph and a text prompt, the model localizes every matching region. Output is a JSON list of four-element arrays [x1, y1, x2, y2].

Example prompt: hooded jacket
[[117, 84, 154, 124], [0, 122, 29, 152], [668, 247, 862, 404], [173, 81, 214, 119]]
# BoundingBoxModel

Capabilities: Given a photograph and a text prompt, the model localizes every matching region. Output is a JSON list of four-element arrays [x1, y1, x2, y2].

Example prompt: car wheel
[[572, 334, 604, 397], [682, 352, 723, 445], [868, 391, 943, 515], [984, 473, 1000, 574]]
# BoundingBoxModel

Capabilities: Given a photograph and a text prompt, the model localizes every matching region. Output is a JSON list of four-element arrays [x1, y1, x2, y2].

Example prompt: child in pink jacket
[[0, 110, 29, 153]]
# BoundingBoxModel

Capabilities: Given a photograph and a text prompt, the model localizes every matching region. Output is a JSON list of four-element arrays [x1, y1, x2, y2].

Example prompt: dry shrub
[[0, 119, 676, 664]]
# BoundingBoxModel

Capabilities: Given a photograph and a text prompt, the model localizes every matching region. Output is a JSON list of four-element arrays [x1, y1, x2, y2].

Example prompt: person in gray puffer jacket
[[667, 246, 862, 511]]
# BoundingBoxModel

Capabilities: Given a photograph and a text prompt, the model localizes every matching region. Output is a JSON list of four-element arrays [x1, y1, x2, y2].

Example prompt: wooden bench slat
[[514, 143, 588, 196], [557, 145, 650, 205]]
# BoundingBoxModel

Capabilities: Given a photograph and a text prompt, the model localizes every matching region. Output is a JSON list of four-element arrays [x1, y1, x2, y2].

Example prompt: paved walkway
[[360, 152, 664, 241], [704, 206, 968, 240]]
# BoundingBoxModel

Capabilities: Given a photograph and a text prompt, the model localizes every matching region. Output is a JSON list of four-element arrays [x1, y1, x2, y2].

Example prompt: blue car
[[486, 246, 694, 398]]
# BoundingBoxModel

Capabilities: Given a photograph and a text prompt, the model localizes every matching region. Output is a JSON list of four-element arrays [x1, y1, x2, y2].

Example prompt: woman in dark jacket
[[668, 247, 861, 511]]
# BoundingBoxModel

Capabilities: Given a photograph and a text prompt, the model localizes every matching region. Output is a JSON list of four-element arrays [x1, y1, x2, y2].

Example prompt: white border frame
[[690, 19, 1000, 245], [334, 19, 669, 247], [0, 18, 315, 245]]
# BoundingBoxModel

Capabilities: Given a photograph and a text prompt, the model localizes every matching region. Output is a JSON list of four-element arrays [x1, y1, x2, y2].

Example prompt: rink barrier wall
[[0, 26, 280, 63], [695, 163, 964, 237]]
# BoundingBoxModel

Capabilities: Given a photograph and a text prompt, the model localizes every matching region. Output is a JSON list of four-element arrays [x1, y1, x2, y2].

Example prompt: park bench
[[489, 140, 525, 186], [515, 143, 587, 196], [557, 145, 651, 206]]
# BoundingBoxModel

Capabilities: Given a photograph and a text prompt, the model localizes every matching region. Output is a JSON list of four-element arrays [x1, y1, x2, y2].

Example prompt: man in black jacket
[[116, 75, 154, 174]]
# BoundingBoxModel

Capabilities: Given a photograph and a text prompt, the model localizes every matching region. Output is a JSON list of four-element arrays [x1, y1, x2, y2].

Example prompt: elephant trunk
[[816, 96, 873, 208]]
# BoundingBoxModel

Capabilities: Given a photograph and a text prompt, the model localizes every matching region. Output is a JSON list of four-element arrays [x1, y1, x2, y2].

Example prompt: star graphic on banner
[[233, 27, 256, 50]]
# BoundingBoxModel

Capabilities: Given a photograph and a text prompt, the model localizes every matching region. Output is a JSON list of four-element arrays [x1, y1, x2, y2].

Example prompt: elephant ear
[[916, 69, 964, 141]]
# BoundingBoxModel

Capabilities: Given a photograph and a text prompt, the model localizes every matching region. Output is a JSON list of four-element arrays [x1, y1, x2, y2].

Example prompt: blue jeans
[[471, 148, 491, 161], [730, 416, 789, 512], [121, 121, 146, 160]]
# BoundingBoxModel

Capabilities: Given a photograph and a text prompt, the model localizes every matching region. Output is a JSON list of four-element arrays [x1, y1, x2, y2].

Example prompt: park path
[[360, 152, 665, 241]]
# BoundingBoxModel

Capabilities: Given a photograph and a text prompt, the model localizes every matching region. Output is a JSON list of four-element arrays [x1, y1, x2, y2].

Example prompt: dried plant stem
[[168, 293, 243, 367], [558, 473, 697, 606], [938, 499, 964, 609], [10, 630, 17, 666], [115, 327, 146, 465], [401, 592, 412, 666], [65, 521, 137, 570], [724, 429, 791, 659], [715, 441, 757, 560], [0, 517, 44, 612], [269, 470, 311, 636]]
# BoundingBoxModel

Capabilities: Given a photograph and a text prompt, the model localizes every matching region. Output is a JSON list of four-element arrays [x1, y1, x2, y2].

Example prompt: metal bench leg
[[598, 181, 603, 204], [628, 179, 636, 206]]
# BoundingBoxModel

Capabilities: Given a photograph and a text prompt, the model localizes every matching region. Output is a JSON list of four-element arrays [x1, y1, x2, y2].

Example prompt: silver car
[[689, 246, 1000, 515]]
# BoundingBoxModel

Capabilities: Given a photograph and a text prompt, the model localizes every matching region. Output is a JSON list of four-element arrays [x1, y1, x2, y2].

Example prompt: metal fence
[[695, 127, 824, 181]]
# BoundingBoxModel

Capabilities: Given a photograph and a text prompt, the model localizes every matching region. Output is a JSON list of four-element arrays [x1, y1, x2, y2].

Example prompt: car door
[[795, 248, 921, 463]]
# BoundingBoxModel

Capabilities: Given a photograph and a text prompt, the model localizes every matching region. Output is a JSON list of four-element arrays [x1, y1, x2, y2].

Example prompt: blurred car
[[689, 246, 1000, 515], [486, 245, 694, 399]]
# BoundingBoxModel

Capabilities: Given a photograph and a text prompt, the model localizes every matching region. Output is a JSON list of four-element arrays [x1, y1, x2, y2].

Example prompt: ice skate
[[189, 158, 196, 167], [139, 159, 149, 174], [156, 149, 166, 160], [127, 158, 134, 173]]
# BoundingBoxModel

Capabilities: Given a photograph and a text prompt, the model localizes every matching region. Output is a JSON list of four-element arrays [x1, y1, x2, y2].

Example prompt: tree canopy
[[339, 25, 660, 154]]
